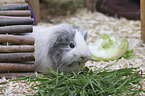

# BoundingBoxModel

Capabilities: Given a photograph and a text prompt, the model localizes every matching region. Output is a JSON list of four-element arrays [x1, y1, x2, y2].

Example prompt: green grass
[[121, 49, 137, 59], [13, 66, 145, 96]]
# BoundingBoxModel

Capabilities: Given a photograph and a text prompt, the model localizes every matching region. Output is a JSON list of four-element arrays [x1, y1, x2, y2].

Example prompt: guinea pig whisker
[[57, 63, 65, 71]]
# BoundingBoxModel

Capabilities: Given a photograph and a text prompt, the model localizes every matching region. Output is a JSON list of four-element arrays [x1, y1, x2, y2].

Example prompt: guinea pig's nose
[[81, 56, 89, 61], [80, 53, 91, 61]]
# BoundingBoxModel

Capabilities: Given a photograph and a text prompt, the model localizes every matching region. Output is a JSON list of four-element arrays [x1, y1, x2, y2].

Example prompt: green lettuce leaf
[[89, 34, 128, 60]]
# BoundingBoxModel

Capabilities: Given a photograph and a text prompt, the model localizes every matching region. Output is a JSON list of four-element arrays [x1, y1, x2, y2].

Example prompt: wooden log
[[0, 45, 34, 53], [0, 63, 35, 72], [85, 0, 96, 13], [0, 3, 28, 11], [0, 73, 35, 79], [0, 4, 23, 7], [0, 25, 33, 34], [28, 0, 40, 24], [0, 18, 34, 26], [141, 0, 145, 42], [20, 61, 35, 64], [0, 16, 31, 19], [0, 34, 34, 45], [0, 0, 26, 4], [0, 53, 35, 63], [0, 10, 31, 16]]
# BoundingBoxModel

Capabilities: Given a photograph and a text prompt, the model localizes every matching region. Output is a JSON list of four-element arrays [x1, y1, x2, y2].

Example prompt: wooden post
[[85, 0, 96, 13], [141, 0, 145, 42], [28, 0, 40, 24]]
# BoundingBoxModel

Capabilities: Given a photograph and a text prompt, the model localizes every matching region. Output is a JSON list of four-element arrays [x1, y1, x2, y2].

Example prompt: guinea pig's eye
[[69, 43, 75, 48]]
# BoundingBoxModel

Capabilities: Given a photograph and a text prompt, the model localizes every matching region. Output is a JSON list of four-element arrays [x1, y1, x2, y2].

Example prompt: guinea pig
[[27, 23, 91, 73]]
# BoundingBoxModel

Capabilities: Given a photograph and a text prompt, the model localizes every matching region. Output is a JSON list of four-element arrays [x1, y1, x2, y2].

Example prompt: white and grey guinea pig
[[27, 23, 91, 73]]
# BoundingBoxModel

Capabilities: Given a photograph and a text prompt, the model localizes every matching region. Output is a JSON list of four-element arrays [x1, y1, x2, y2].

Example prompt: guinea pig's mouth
[[66, 61, 86, 67], [57, 62, 85, 73], [57, 58, 89, 72]]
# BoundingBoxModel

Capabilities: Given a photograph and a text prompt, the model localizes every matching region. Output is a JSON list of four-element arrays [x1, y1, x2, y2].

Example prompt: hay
[[0, 8, 144, 95]]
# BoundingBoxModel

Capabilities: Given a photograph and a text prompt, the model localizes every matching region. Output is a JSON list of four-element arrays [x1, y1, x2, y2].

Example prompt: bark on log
[[0, 73, 35, 79], [0, 25, 32, 34], [0, 3, 28, 11], [0, 63, 35, 72], [0, 0, 26, 4], [20, 61, 35, 64], [0, 34, 34, 45], [0, 10, 31, 16], [0, 53, 35, 63], [0, 45, 34, 53], [0, 4, 23, 7], [0, 18, 34, 26], [0, 16, 30, 19], [141, 0, 145, 42], [85, 0, 96, 13]]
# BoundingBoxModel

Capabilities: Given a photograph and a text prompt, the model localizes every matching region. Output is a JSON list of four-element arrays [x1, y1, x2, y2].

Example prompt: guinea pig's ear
[[72, 25, 87, 40], [57, 37, 63, 42]]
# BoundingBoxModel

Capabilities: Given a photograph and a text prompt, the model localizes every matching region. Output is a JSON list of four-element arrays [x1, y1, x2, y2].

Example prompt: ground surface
[[0, 9, 145, 95]]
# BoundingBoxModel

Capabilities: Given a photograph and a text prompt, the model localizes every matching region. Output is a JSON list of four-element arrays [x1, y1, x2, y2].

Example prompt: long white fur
[[33, 26, 57, 73]]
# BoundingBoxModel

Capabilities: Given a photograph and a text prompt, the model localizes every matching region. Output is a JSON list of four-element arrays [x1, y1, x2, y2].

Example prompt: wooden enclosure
[[0, 1, 35, 78], [141, 0, 145, 42]]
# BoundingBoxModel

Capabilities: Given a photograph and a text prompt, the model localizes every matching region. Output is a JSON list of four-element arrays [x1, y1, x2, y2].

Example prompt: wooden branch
[[0, 0, 26, 4], [0, 18, 34, 26], [0, 10, 31, 16], [0, 16, 30, 19], [141, 0, 145, 42], [0, 4, 22, 7], [28, 0, 40, 24], [0, 73, 35, 79], [0, 3, 28, 11], [0, 53, 35, 63], [0, 34, 34, 45], [19, 61, 35, 64], [0, 45, 34, 53], [0, 63, 35, 72], [0, 25, 33, 34]]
